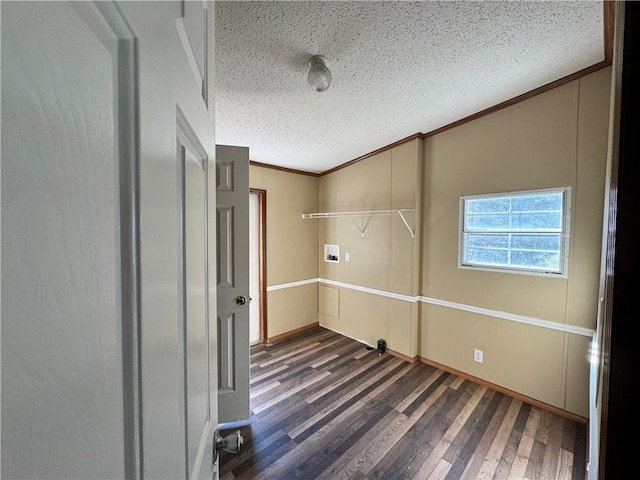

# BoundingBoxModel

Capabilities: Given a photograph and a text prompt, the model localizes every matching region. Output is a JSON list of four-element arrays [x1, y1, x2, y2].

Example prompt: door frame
[[250, 188, 268, 344], [598, 2, 640, 477]]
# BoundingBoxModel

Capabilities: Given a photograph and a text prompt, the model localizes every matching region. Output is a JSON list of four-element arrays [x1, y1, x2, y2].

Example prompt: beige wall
[[316, 67, 611, 417], [420, 67, 611, 417], [256, 67, 611, 417], [250, 165, 319, 338], [318, 139, 422, 356]]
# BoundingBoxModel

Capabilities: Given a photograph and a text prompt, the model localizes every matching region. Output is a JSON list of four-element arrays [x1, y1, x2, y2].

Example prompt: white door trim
[[72, 2, 143, 478]]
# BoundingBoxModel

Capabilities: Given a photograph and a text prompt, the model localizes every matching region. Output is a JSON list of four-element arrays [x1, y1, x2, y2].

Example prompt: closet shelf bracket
[[301, 209, 415, 239]]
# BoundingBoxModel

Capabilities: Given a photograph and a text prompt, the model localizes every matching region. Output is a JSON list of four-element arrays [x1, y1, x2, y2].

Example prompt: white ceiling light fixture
[[307, 55, 332, 92]]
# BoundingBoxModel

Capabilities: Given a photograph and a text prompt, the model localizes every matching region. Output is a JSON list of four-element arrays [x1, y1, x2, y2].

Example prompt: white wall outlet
[[473, 348, 483, 363], [345, 252, 350, 262]]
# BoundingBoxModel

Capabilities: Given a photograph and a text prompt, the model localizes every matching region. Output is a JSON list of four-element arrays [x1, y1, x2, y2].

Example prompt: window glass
[[460, 188, 569, 276]]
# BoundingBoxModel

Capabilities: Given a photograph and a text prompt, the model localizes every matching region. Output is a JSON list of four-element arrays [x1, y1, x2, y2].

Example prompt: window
[[459, 187, 570, 277]]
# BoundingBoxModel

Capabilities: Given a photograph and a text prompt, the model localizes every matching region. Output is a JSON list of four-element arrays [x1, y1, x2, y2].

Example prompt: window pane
[[466, 247, 509, 266], [466, 214, 510, 230], [466, 197, 510, 214], [460, 189, 567, 275], [512, 193, 563, 212], [511, 234, 560, 251], [466, 233, 509, 248], [511, 212, 562, 230], [511, 250, 561, 271]]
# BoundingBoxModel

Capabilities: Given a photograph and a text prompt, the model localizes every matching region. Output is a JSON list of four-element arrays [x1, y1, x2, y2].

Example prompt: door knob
[[236, 296, 247, 305], [213, 429, 243, 465]]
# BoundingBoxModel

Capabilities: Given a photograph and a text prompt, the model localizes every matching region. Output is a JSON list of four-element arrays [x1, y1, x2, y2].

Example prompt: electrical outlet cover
[[473, 349, 483, 363]]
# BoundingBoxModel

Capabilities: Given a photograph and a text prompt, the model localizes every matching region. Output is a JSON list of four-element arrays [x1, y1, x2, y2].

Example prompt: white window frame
[[458, 187, 571, 278]]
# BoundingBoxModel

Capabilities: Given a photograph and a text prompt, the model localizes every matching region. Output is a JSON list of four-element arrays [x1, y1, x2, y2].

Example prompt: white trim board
[[418, 295, 594, 337], [265, 278, 595, 337], [319, 278, 416, 303], [266, 278, 319, 292]]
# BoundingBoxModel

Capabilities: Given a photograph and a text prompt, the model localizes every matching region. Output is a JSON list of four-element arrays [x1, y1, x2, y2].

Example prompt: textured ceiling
[[215, 1, 604, 174]]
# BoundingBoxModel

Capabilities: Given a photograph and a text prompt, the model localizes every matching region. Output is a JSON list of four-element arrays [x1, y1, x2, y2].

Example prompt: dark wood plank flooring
[[219, 327, 586, 480]]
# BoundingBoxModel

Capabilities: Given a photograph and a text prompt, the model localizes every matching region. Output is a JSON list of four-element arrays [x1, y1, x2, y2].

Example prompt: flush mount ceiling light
[[307, 55, 332, 92]]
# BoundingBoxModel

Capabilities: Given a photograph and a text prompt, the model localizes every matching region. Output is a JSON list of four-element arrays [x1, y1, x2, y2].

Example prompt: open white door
[[216, 145, 251, 425], [2, 3, 130, 477], [2, 1, 218, 478], [177, 114, 214, 480], [115, 2, 218, 478]]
